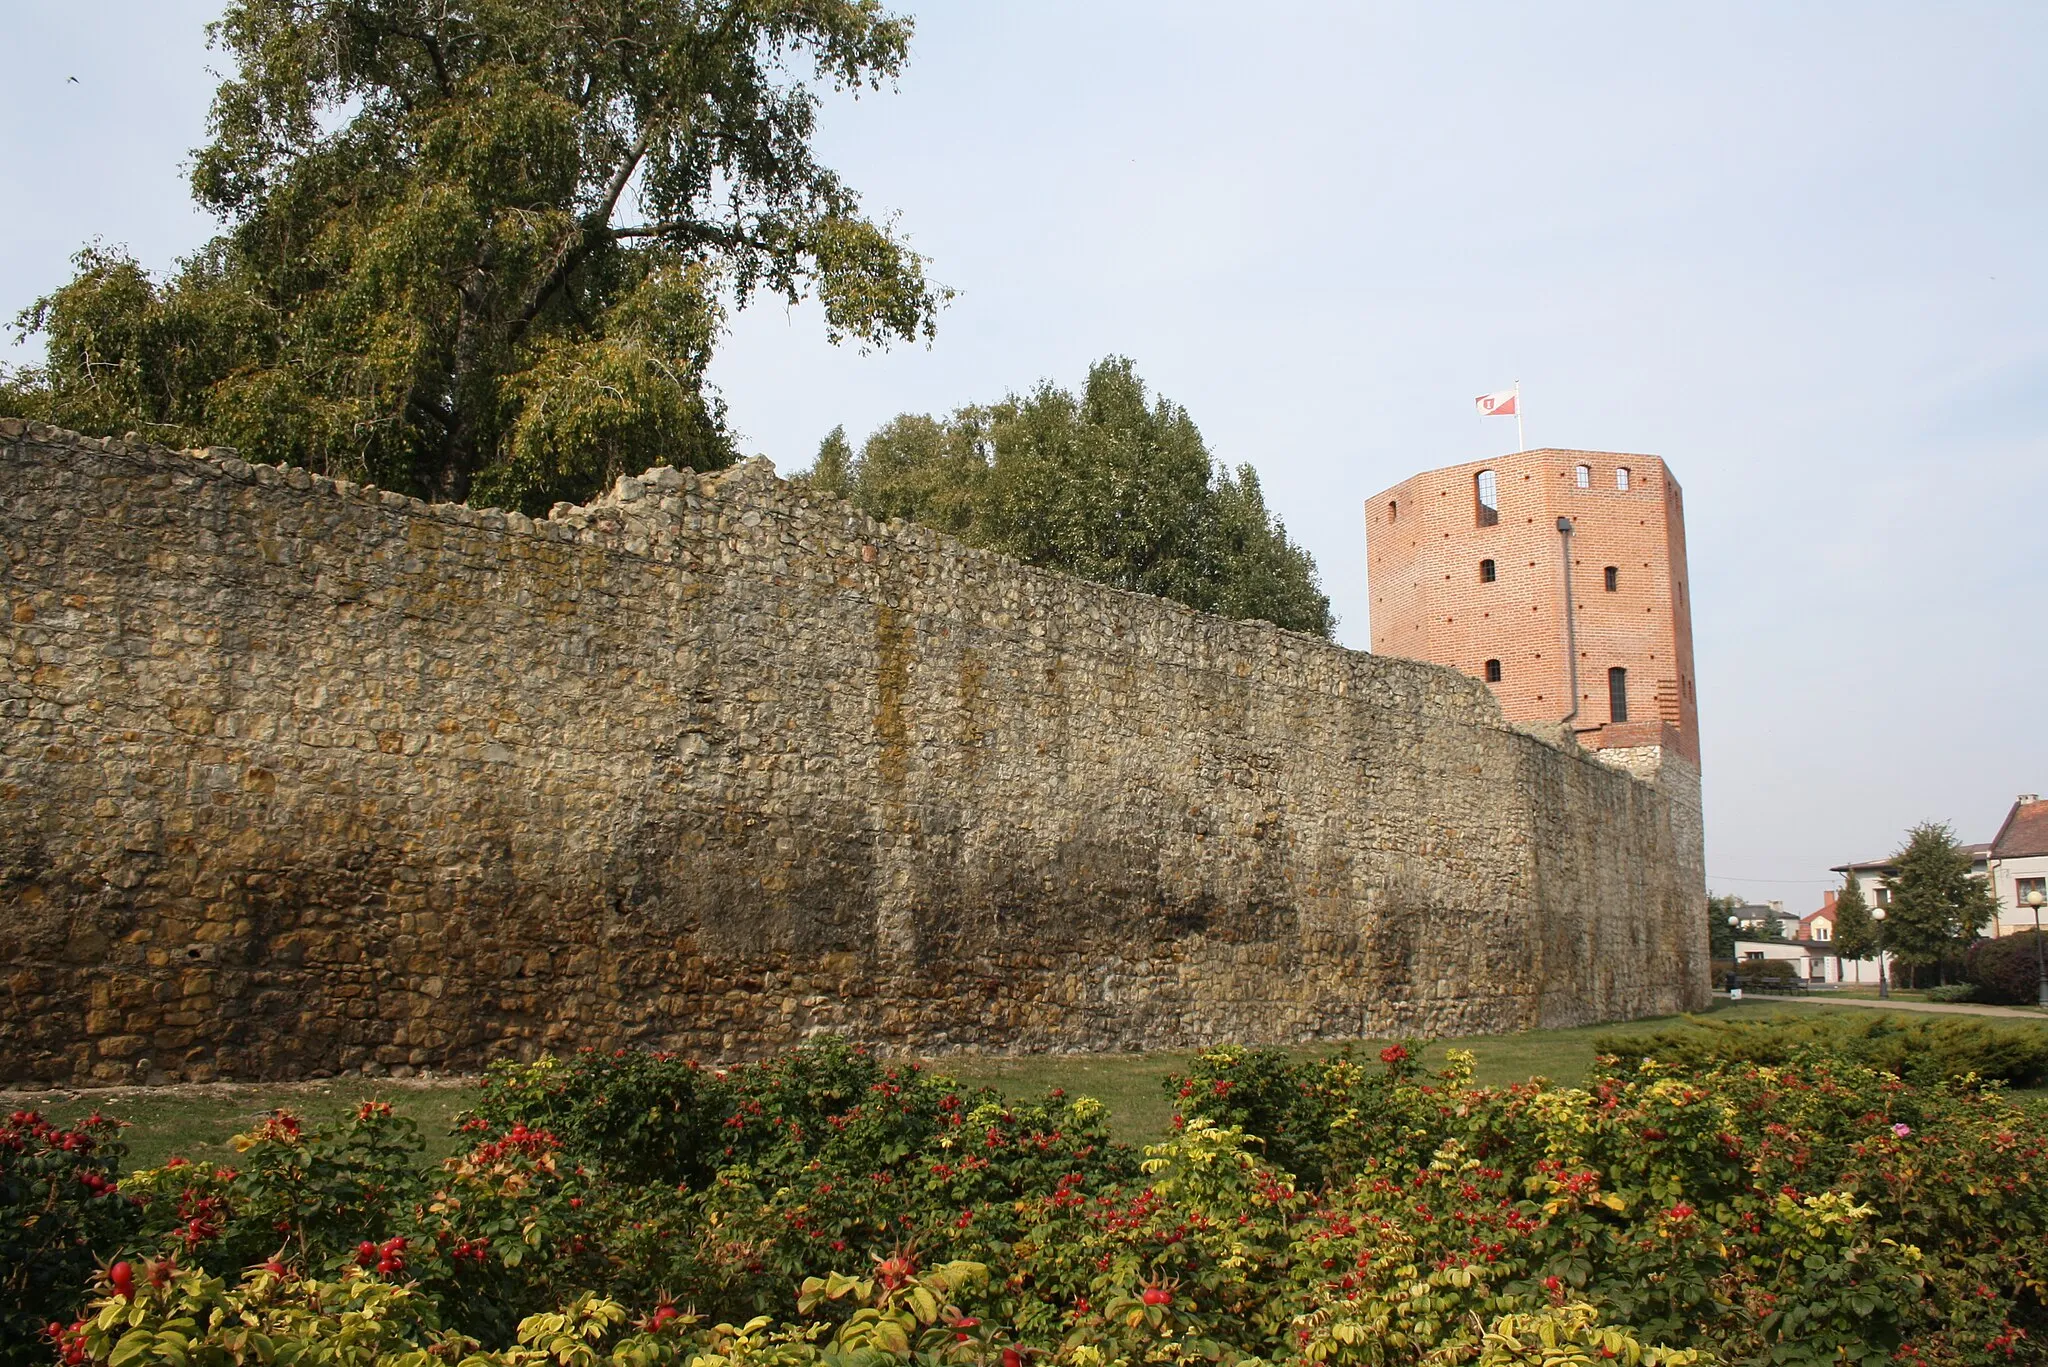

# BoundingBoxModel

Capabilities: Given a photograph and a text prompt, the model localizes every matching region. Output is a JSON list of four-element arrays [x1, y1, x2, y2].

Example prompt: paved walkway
[[1716, 991, 2047, 1020]]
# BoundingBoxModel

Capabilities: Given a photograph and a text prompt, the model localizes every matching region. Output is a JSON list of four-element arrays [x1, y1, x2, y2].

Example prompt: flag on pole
[[1475, 388, 1517, 417]]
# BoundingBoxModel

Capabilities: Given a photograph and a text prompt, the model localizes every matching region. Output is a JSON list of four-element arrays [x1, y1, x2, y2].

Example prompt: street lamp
[[2028, 888, 2047, 1009], [1872, 905, 1889, 999], [1726, 916, 1742, 1001]]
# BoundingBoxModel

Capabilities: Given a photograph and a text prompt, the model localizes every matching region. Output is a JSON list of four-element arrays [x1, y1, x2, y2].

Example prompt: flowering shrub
[[0, 1109, 138, 1363], [1174, 1043, 2048, 1365], [119, 1096, 682, 1346], [1592, 1012, 2048, 1088], [34, 1033, 2048, 1365], [470, 1037, 1139, 1318], [53, 1253, 1001, 1365]]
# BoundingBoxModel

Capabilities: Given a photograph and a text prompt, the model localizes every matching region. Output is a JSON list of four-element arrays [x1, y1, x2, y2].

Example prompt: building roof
[[1991, 796, 2048, 859], [1831, 842, 1992, 876]]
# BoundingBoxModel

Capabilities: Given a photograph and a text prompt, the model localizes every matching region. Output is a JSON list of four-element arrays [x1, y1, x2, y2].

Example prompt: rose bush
[[0, 1109, 139, 1364], [29, 1033, 2048, 1365]]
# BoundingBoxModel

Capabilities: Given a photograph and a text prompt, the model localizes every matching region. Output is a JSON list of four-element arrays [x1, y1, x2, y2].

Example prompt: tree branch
[[505, 132, 655, 347], [594, 132, 650, 227], [608, 219, 739, 247]]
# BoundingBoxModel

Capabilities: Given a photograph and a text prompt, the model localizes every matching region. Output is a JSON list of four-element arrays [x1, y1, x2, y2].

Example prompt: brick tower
[[1364, 450, 1699, 764]]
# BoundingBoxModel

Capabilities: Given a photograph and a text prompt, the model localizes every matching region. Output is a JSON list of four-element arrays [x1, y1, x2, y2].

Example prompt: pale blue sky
[[5, 2, 2044, 915]]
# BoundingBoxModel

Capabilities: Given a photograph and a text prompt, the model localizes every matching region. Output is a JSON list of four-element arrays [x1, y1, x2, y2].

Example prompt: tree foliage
[[1, 0, 946, 514], [1706, 892, 1742, 960], [1831, 871, 1876, 964], [1881, 821, 1998, 976], [810, 357, 1335, 636]]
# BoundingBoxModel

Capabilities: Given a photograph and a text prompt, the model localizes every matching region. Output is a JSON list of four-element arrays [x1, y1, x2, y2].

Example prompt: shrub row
[[1592, 1011, 2048, 1089], [10, 1031, 2048, 1365]]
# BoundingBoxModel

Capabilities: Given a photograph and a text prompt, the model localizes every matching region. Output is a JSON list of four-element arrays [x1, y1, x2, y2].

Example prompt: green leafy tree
[[1831, 871, 1876, 966], [815, 357, 1335, 635], [1, 0, 946, 514], [842, 408, 992, 538], [808, 424, 855, 498], [1708, 892, 1743, 960], [1882, 822, 1999, 984]]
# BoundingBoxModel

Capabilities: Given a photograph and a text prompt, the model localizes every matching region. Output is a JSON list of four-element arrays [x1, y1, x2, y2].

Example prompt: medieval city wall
[[0, 421, 1709, 1084]]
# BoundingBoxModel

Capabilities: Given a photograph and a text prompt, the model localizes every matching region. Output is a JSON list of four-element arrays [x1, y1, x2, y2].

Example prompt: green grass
[[17, 1078, 480, 1171], [11, 1001, 2042, 1165]]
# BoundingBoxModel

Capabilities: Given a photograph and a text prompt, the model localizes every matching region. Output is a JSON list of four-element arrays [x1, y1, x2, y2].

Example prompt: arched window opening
[[1387, 500, 1397, 523], [1575, 464, 1591, 489], [1603, 565, 1618, 592], [1474, 470, 1499, 526], [1615, 466, 1631, 490], [1479, 558, 1496, 583], [1608, 667, 1629, 723], [1484, 659, 1502, 683]]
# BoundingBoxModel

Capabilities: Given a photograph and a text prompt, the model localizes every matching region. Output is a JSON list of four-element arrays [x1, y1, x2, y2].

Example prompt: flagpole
[[1514, 380, 1525, 452]]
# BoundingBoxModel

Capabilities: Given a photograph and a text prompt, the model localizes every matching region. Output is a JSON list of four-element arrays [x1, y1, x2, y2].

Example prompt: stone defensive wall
[[0, 421, 1709, 1085]]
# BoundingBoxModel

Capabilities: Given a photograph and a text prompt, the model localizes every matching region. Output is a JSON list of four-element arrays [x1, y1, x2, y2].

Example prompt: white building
[[1727, 900, 1874, 984], [1988, 795, 2048, 938]]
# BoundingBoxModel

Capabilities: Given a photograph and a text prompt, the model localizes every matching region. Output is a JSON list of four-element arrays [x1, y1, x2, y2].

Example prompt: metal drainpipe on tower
[[1557, 517, 1580, 729]]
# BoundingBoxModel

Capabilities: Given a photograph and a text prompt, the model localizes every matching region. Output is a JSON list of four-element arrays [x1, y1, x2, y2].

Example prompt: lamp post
[[1726, 915, 1742, 1002], [2028, 888, 2047, 1009], [1872, 905, 1889, 999]]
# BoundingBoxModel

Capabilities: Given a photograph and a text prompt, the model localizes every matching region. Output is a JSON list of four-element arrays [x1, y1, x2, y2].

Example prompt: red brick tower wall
[[1365, 450, 1699, 764]]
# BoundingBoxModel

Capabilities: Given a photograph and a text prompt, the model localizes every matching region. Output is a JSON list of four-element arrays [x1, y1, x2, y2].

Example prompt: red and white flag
[[1475, 388, 1518, 417]]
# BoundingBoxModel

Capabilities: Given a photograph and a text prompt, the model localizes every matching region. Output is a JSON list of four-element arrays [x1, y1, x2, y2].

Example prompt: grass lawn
[[12, 1001, 2044, 1167]]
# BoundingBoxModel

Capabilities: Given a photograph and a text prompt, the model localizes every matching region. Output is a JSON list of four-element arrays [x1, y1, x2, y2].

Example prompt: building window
[[1604, 565, 1618, 592], [1474, 470, 1499, 526], [1608, 666, 1628, 722], [1616, 466, 1631, 490], [1387, 500, 1397, 523], [1875, 886, 1891, 906], [1812, 923, 1831, 941], [1484, 659, 1502, 682], [1479, 558, 1496, 583], [1575, 464, 1590, 488], [2020, 876, 2047, 907]]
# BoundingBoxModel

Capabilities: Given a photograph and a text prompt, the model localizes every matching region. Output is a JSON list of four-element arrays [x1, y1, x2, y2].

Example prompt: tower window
[[1387, 500, 1397, 523], [1474, 470, 1499, 526], [1615, 466, 1631, 490], [1608, 667, 1629, 723], [1484, 659, 1502, 683], [1575, 464, 1590, 489], [1479, 558, 1496, 583], [1603, 565, 1618, 591]]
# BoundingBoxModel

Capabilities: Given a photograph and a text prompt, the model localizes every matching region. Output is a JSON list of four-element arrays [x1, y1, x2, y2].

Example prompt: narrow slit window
[[1603, 565, 1618, 591], [1575, 464, 1591, 489], [1479, 558, 1496, 583], [1615, 466, 1631, 490], [1484, 659, 1502, 683], [1474, 469, 1499, 526], [1608, 666, 1629, 722], [1387, 500, 1397, 523]]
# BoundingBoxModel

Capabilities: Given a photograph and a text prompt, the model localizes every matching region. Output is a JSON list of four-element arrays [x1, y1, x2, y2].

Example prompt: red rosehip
[[356, 1241, 378, 1268], [1141, 1287, 1172, 1307], [108, 1261, 134, 1300], [1003, 1350, 1024, 1367]]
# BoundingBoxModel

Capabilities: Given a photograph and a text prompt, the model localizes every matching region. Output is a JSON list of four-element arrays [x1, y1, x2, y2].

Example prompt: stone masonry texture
[[0, 422, 1710, 1085]]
